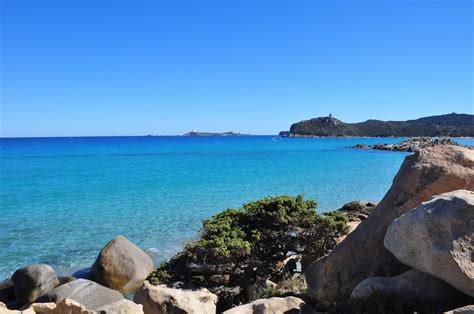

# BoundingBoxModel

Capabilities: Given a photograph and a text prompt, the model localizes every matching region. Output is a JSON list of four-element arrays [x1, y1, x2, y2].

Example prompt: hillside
[[279, 113, 474, 137]]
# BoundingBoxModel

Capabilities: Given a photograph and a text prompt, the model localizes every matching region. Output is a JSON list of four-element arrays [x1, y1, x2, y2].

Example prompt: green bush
[[148, 195, 348, 296], [147, 262, 170, 285], [323, 210, 351, 234]]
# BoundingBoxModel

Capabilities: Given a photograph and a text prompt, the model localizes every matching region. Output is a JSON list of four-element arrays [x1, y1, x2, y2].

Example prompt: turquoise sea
[[1, 136, 473, 280]]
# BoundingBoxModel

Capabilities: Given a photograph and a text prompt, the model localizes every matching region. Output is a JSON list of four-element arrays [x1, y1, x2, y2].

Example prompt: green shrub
[[324, 210, 351, 234], [147, 262, 170, 285], [148, 195, 348, 292]]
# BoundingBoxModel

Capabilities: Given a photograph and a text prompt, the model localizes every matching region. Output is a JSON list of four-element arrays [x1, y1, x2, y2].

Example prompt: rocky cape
[[279, 113, 474, 137]]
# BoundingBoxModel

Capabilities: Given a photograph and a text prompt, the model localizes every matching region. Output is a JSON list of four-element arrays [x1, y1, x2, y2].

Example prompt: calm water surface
[[1, 136, 472, 279]]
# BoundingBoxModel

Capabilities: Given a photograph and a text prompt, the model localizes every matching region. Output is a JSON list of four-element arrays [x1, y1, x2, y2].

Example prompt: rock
[[57, 276, 76, 285], [89, 235, 154, 293], [223, 296, 306, 314], [244, 278, 278, 302], [353, 137, 462, 152], [72, 268, 91, 279], [447, 305, 474, 313], [37, 278, 124, 311], [384, 190, 474, 296], [351, 268, 473, 312], [134, 280, 217, 314], [28, 298, 92, 313], [0, 301, 24, 313], [95, 299, 144, 313], [337, 200, 377, 222], [15, 297, 143, 313], [11, 264, 60, 304], [0, 279, 15, 305], [305, 145, 474, 306]]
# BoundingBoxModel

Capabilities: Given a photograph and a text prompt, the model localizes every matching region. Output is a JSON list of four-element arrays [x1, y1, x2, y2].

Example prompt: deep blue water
[[1, 136, 472, 280]]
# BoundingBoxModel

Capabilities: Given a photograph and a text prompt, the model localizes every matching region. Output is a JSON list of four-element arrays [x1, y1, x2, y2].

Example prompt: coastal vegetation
[[148, 195, 349, 309]]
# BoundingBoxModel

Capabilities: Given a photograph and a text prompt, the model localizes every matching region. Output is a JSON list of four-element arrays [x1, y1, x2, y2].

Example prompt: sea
[[1, 136, 473, 280]]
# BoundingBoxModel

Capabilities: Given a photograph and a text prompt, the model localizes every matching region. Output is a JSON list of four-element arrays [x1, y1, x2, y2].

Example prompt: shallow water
[[1, 136, 472, 279]]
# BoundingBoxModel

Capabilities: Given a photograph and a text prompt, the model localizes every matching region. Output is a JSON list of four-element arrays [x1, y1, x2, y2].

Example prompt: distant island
[[183, 131, 252, 136], [279, 113, 474, 138]]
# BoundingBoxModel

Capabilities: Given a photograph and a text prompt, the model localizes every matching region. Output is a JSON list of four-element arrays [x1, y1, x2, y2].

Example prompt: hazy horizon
[[0, 111, 472, 138], [1, 0, 472, 137]]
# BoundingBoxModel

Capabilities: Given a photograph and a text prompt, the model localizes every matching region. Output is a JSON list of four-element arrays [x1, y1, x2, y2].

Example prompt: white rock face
[[384, 190, 474, 297], [95, 299, 144, 313], [4, 298, 144, 314], [134, 281, 218, 314], [223, 297, 306, 314]]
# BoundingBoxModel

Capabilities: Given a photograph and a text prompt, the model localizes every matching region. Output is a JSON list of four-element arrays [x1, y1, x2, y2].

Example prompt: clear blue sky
[[1, 0, 472, 137]]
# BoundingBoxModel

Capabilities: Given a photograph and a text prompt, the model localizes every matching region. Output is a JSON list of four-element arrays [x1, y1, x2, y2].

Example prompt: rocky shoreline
[[1, 144, 473, 313], [353, 137, 463, 152]]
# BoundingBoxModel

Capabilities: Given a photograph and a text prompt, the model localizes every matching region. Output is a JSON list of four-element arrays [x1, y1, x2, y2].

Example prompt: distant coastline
[[279, 113, 474, 138], [181, 131, 253, 136]]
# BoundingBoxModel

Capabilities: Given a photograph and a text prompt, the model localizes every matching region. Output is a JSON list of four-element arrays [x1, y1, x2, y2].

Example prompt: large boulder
[[384, 190, 474, 296], [134, 280, 217, 314], [0, 279, 15, 306], [447, 305, 474, 314], [89, 235, 154, 293], [351, 268, 473, 312], [305, 145, 474, 306], [37, 278, 124, 311], [11, 264, 60, 304], [223, 296, 306, 314]]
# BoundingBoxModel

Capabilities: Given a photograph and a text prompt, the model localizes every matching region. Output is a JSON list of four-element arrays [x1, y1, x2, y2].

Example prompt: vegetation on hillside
[[281, 113, 474, 137]]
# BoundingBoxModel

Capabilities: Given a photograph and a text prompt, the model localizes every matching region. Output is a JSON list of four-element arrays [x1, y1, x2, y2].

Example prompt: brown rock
[[89, 235, 154, 293], [305, 145, 474, 306]]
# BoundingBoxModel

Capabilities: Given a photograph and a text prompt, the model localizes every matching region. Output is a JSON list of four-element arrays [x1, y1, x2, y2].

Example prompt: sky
[[1, 0, 473, 137]]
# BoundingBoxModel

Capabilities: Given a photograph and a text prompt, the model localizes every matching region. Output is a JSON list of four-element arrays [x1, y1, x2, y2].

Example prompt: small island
[[182, 131, 251, 136]]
